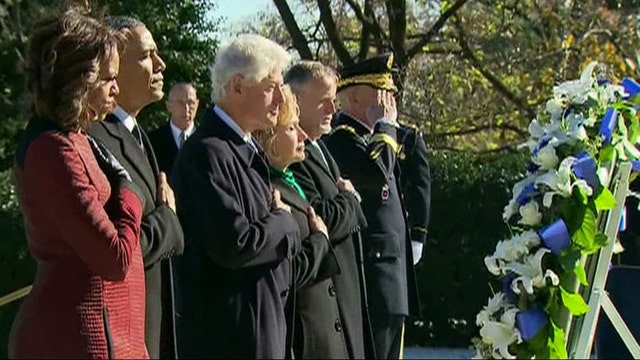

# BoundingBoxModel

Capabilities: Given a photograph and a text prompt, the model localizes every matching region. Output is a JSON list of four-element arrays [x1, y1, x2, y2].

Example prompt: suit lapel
[[272, 177, 309, 214], [102, 114, 156, 192], [304, 141, 335, 182], [201, 107, 270, 180], [317, 140, 341, 180]]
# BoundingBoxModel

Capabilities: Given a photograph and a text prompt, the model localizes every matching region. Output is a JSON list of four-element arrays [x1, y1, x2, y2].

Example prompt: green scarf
[[270, 166, 307, 201]]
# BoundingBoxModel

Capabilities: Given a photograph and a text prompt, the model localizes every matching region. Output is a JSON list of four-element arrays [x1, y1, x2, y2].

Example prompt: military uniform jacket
[[323, 112, 420, 317], [170, 106, 311, 359], [397, 124, 431, 245], [88, 114, 184, 359], [289, 140, 373, 359]]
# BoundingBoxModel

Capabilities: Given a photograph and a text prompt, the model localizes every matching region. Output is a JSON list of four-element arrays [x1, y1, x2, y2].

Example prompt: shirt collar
[[213, 105, 257, 151], [341, 110, 373, 134], [112, 106, 136, 132], [169, 121, 195, 147]]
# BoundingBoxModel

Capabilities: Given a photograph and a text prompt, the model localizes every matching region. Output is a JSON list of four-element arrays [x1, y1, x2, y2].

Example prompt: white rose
[[518, 201, 542, 226], [533, 144, 559, 170]]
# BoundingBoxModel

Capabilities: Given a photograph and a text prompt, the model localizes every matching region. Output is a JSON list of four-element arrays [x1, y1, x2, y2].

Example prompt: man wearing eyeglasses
[[149, 82, 200, 178]]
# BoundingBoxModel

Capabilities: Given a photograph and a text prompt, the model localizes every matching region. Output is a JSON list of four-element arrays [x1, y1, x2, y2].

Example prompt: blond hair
[[253, 85, 299, 160]]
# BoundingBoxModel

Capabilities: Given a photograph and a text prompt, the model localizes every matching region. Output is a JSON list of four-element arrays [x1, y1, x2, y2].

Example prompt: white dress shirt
[[112, 106, 136, 132], [170, 121, 195, 149], [213, 105, 258, 152]]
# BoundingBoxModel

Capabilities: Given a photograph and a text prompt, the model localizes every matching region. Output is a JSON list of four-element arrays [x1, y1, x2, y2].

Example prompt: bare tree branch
[[344, 0, 386, 56], [432, 123, 527, 137], [386, 0, 407, 62], [317, 0, 353, 65], [272, 0, 313, 59], [407, 0, 470, 59], [455, 17, 536, 120]]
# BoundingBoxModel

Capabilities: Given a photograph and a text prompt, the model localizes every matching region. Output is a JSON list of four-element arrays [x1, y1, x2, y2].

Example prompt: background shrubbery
[[0, 149, 529, 356]]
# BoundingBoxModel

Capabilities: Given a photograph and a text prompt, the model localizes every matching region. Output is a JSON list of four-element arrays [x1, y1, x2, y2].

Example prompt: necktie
[[179, 131, 187, 149]]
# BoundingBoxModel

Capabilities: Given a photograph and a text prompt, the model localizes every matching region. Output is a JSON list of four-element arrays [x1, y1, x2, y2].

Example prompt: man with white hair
[[170, 34, 303, 359]]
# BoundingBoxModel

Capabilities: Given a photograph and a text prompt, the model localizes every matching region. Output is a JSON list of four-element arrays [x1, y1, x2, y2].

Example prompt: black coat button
[[334, 319, 342, 332], [328, 285, 336, 297]]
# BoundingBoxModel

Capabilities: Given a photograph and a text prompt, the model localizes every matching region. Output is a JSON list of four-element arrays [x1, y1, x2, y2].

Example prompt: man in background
[[149, 82, 199, 178], [88, 16, 184, 359]]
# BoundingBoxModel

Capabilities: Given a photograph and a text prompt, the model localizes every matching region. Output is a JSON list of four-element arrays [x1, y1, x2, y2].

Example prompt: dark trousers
[[370, 313, 404, 360]]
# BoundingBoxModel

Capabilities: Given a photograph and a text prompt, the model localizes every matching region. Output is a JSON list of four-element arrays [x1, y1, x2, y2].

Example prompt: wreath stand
[[561, 160, 640, 358]]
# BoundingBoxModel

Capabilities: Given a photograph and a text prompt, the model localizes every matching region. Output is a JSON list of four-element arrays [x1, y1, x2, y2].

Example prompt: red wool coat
[[9, 127, 147, 359]]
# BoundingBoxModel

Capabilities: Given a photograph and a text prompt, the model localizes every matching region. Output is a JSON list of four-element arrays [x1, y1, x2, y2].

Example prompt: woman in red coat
[[8, 4, 148, 359]]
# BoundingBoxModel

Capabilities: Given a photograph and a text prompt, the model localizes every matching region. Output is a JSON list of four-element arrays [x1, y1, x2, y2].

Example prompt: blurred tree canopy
[[0, 0, 220, 172], [236, 0, 640, 152]]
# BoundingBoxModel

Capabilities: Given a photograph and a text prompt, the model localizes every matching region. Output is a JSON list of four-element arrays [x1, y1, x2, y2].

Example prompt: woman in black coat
[[254, 86, 349, 359]]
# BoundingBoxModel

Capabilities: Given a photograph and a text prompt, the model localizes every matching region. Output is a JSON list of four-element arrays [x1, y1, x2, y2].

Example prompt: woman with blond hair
[[254, 86, 346, 359], [9, 3, 148, 359]]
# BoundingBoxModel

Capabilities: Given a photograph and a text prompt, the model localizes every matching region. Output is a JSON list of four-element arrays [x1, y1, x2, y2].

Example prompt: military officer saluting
[[323, 53, 422, 360]]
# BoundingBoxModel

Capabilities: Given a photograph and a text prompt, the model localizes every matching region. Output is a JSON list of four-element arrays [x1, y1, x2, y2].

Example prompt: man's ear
[[229, 74, 244, 95]]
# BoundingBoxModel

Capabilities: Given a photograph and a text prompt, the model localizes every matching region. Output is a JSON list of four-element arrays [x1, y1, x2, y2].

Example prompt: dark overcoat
[[170, 106, 303, 359], [148, 122, 179, 178], [271, 175, 350, 359], [88, 114, 184, 359], [322, 113, 420, 318], [289, 140, 375, 359]]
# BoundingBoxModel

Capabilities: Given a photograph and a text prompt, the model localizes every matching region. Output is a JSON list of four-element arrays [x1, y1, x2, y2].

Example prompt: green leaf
[[595, 232, 609, 248], [599, 145, 615, 163], [548, 319, 569, 359], [573, 262, 588, 286], [558, 245, 581, 272], [560, 286, 589, 315], [528, 322, 551, 359], [571, 207, 596, 252], [594, 187, 616, 210]]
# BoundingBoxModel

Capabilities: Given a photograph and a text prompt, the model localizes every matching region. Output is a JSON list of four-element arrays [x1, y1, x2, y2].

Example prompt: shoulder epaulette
[[330, 124, 358, 136]]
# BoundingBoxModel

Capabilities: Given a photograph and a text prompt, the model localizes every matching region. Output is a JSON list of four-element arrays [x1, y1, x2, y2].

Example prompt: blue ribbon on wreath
[[539, 218, 571, 256]]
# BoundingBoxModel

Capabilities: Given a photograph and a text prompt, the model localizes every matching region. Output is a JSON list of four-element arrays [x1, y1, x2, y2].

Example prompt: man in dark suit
[[87, 16, 184, 359], [323, 53, 422, 360], [149, 82, 199, 178], [397, 123, 431, 264], [170, 34, 302, 359], [285, 61, 373, 359]]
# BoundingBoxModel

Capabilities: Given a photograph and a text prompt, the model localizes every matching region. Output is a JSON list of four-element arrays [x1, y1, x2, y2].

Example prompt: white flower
[[507, 248, 552, 295], [567, 113, 589, 141], [520, 230, 542, 248], [503, 198, 519, 222], [476, 292, 507, 327], [486, 231, 541, 275], [597, 167, 610, 187], [528, 118, 545, 138], [535, 157, 593, 208], [500, 308, 519, 329], [553, 61, 598, 104], [479, 321, 522, 359], [600, 83, 626, 105], [533, 144, 559, 170], [518, 201, 542, 226], [545, 98, 565, 120], [485, 255, 504, 276]]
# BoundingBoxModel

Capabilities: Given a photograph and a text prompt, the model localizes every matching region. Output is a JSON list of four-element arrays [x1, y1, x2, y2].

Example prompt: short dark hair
[[24, 4, 117, 131]]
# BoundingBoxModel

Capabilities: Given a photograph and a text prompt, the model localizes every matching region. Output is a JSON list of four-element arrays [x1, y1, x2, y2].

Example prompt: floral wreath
[[472, 62, 640, 359]]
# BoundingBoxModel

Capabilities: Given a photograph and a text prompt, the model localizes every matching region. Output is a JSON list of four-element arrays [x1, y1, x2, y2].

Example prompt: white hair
[[209, 34, 291, 102]]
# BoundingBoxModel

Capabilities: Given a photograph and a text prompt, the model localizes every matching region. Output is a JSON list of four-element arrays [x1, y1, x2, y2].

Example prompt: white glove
[[412, 241, 423, 265]]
